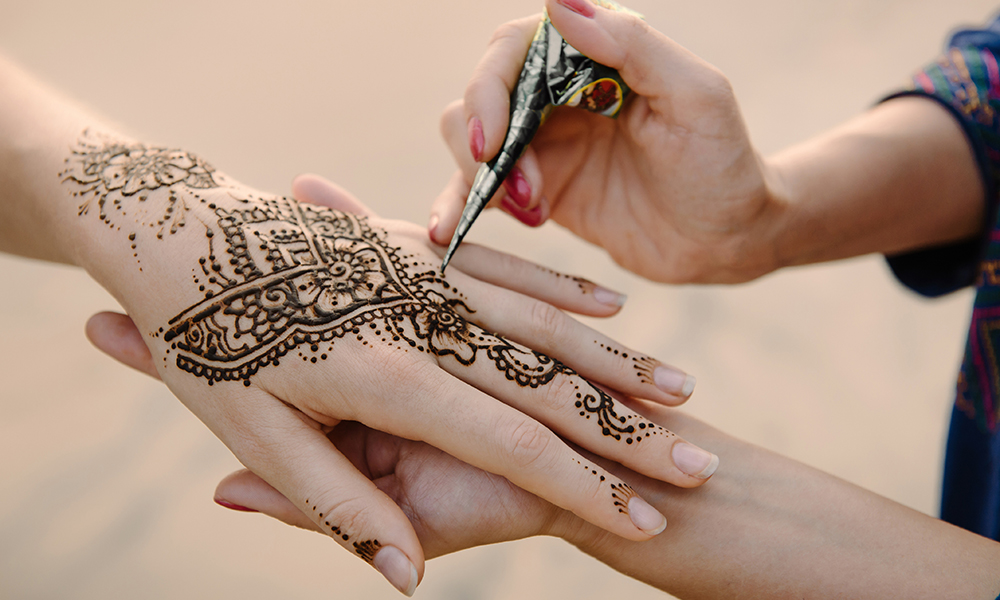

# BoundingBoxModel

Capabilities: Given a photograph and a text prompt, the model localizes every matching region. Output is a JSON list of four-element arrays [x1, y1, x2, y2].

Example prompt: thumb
[[235, 399, 425, 596], [545, 0, 722, 100]]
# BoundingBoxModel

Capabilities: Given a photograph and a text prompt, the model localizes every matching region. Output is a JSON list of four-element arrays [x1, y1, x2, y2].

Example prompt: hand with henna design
[[0, 56, 715, 596], [79, 321, 1000, 598]]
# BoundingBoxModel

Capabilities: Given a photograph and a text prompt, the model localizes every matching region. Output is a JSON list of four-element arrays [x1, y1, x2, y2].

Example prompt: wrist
[[58, 132, 239, 307], [699, 153, 791, 283]]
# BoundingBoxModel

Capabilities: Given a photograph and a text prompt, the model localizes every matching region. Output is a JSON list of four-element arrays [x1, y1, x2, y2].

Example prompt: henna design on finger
[[595, 340, 629, 359], [573, 458, 638, 516], [632, 356, 657, 385], [536, 265, 589, 293], [64, 131, 671, 445], [353, 540, 382, 564], [306, 500, 382, 564], [610, 482, 638, 514]]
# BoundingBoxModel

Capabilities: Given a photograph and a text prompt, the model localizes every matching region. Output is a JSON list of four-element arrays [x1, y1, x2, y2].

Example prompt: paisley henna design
[[64, 131, 673, 450]]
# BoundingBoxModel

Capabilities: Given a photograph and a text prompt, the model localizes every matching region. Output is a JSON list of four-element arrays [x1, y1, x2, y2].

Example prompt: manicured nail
[[468, 117, 485, 162], [428, 214, 440, 244], [373, 546, 419, 597], [627, 496, 666, 535], [653, 366, 696, 397], [672, 442, 719, 479], [214, 498, 258, 513], [501, 196, 545, 227], [558, 0, 597, 18], [592, 286, 627, 307], [503, 167, 532, 208]]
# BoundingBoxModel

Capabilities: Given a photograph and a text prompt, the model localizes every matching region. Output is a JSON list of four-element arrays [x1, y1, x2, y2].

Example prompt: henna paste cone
[[440, 1, 641, 273]]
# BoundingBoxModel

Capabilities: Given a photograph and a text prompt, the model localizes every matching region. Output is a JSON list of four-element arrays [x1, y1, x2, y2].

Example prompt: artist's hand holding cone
[[85, 173, 713, 596], [432, 0, 781, 284]]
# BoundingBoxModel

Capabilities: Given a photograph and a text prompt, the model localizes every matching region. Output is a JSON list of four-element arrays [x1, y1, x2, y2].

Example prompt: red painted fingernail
[[214, 498, 258, 513], [558, 0, 596, 18], [468, 117, 485, 162], [501, 196, 545, 227], [503, 168, 532, 208]]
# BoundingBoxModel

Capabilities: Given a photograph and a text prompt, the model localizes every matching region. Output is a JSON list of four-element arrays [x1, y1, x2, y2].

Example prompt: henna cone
[[440, 1, 640, 273]]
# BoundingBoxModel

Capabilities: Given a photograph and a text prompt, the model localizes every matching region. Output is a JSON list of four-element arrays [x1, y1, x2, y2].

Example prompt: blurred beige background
[[0, 0, 996, 598]]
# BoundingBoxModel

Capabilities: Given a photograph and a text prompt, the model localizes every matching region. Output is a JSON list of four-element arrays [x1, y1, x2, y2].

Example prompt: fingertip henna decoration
[[573, 458, 639, 515], [632, 356, 657, 385], [353, 540, 382, 564], [610, 482, 638, 514], [305, 501, 382, 564]]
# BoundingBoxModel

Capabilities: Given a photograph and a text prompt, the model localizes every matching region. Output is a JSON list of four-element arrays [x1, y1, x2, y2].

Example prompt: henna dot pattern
[[537, 265, 590, 293], [307, 500, 372, 553], [573, 458, 639, 514]]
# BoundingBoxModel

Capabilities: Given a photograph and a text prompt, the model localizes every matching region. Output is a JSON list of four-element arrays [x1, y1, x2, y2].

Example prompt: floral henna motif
[[61, 129, 218, 239]]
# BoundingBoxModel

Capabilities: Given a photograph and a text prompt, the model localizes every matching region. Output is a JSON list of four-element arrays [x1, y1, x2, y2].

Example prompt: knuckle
[[700, 67, 735, 104], [494, 249, 528, 280], [501, 418, 555, 471], [528, 300, 567, 346], [488, 20, 529, 48], [439, 99, 465, 136], [537, 373, 583, 413], [312, 493, 370, 539], [618, 16, 650, 68], [464, 72, 497, 107]]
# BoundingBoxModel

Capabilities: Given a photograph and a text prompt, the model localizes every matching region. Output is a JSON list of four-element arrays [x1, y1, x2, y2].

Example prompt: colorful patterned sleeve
[[882, 19, 1000, 297]]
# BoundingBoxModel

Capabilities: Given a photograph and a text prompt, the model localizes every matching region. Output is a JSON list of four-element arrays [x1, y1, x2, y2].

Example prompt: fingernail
[[501, 195, 545, 227], [503, 167, 532, 208], [653, 366, 696, 397], [428, 214, 440, 244], [627, 496, 666, 535], [214, 498, 258, 513], [468, 117, 485, 162], [558, 0, 597, 18], [672, 442, 720, 479], [373, 546, 419, 597], [592, 286, 627, 307]]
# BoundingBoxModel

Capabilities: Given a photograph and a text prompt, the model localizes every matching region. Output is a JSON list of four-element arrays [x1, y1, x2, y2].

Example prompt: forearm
[[0, 54, 116, 265], [0, 54, 244, 311], [558, 409, 1000, 598], [761, 96, 984, 269]]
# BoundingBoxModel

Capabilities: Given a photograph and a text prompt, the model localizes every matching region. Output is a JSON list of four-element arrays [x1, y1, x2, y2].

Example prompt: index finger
[[464, 14, 541, 162]]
